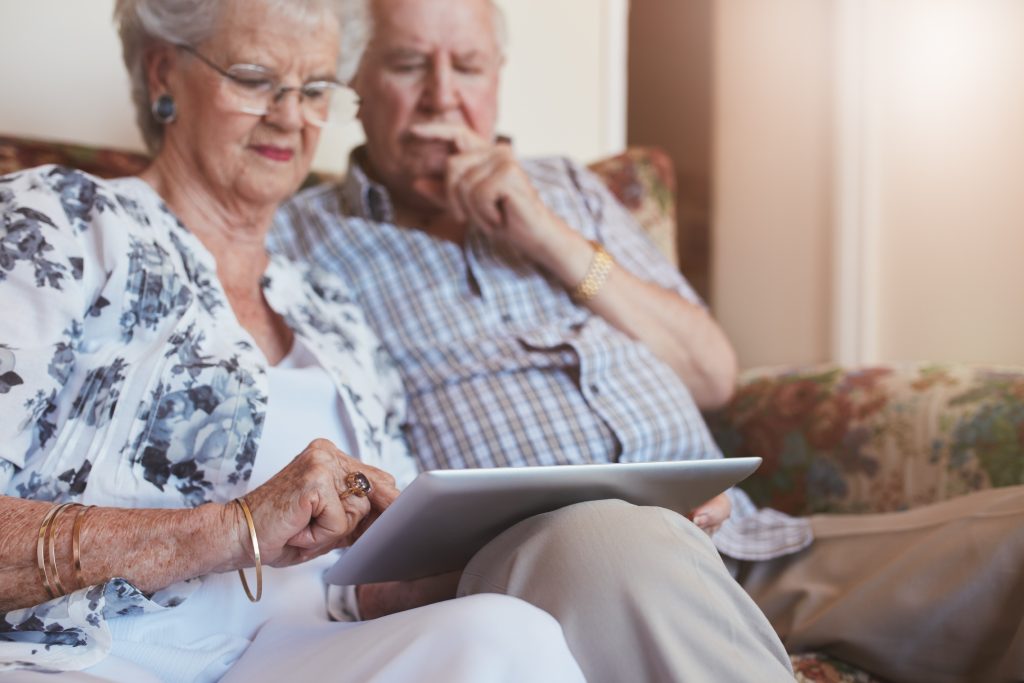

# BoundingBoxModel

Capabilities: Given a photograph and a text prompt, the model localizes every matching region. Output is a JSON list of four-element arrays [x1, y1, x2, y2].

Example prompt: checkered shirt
[[271, 151, 812, 560]]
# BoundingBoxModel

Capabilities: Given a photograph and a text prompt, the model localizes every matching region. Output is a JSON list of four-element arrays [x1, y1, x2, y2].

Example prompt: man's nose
[[423, 61, 459, 112]]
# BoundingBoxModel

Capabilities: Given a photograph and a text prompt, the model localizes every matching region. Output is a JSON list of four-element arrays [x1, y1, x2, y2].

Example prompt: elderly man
[[272, 1, 1024, 682]]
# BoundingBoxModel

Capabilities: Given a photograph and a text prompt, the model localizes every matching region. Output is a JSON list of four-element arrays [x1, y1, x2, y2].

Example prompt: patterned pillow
[[791, 653, 887, 683], [0, 135, 148, 178], [587, 146, 678, 268], [707, 364, 1024, 516]]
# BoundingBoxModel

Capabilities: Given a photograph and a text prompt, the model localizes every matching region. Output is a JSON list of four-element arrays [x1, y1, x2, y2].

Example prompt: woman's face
[[156, 0, 340, 209]]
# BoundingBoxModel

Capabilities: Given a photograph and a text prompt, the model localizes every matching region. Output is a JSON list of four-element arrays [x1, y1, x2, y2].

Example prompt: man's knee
[[464, 498, 719, 592], [525, 498, 714, 559]]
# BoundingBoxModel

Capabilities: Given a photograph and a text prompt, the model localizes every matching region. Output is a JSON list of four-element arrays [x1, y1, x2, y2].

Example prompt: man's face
[[352, 0, 503, 207]]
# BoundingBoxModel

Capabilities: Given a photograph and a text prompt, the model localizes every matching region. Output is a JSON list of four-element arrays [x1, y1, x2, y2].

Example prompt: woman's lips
[[252, 145, 294, 162]]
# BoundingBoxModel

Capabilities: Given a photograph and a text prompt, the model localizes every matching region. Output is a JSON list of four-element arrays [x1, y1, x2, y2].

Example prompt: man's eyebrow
[[452, 50, 490, 62], [381, 48, 428, 61], [379, 47, 495, 62]]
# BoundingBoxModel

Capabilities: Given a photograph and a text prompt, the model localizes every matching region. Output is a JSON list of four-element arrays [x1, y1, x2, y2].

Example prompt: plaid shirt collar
[[340, 147, 396, 225]]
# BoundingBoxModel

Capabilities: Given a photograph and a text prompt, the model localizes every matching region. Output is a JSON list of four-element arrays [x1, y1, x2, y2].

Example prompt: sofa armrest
[[705, 364, 1024, 516]]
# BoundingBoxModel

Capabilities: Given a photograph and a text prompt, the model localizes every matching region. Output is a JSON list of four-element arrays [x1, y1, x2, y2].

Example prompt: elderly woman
[[0, 0, 587, 681]]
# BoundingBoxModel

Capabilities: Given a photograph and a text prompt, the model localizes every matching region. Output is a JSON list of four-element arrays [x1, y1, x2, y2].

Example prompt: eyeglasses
[[176, 44, 359, 128]]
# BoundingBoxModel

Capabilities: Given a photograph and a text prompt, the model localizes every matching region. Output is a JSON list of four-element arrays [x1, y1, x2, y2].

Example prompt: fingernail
[[693, 514, 709, 528]]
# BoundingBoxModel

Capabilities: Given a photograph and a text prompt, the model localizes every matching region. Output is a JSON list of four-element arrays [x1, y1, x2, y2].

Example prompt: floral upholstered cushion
[[0, 135, 148, 178], [707, 364, 1024, 516], [791, 653, 887, 683], [588, 146, 678, 268]]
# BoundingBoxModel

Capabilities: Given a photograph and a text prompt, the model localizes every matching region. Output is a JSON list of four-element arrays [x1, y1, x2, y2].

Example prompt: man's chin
[[406, 174, 448, 210]]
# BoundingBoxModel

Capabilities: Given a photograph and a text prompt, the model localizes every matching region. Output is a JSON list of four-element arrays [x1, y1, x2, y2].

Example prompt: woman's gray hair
[[114, 0, 347, 152], [336, 0, 508, 84]]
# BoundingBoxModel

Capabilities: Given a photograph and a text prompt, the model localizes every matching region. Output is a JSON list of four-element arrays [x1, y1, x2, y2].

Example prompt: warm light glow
[[888, 0, 997, 110]]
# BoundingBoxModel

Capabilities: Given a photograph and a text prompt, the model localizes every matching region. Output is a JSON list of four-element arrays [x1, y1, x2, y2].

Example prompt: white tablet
[[325, 458, 761, 585]]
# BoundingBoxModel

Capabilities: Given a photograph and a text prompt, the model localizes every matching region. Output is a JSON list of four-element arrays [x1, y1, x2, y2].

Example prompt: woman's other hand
[[689, 492, 731, 536], [235, 439, 400, 569], [356, 571, 463, 620]]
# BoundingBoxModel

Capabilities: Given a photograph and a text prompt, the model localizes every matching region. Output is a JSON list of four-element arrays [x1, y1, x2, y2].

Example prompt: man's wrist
[[531, 220, 594, 285]]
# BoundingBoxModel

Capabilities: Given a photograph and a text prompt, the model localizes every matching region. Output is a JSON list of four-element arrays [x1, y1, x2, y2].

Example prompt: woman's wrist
[[192, 501, 248, 575]]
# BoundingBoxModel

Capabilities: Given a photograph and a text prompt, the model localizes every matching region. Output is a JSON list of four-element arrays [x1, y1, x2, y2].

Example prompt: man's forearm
[[539, 229, 738, 409]]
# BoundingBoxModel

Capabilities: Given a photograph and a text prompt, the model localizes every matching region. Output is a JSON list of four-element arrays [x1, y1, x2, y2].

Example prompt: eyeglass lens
[[219, 64, 359, 127]]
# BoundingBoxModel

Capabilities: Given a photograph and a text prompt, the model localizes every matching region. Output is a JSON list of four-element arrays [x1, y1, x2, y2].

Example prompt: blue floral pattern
[[0, 166, 411, 673]]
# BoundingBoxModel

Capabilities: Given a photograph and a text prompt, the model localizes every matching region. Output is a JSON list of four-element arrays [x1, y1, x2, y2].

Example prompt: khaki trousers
[[735, 485, 1024, 683], [459, 499, 796, 683]]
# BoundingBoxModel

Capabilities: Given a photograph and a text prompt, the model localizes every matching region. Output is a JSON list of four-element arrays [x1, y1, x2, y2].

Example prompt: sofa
[[3, 133, 1022, 683]]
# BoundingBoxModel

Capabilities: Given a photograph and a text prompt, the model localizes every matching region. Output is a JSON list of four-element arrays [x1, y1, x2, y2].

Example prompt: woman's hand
[[233, 439, 400, 569], [355, 570, 463, 620], [688, 492, 731, 536]]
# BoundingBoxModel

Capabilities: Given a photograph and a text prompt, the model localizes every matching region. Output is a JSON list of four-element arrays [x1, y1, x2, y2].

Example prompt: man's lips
[[251, 145, 294, 162]]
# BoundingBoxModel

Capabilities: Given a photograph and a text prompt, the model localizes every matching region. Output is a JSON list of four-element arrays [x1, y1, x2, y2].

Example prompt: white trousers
[[0, 594, 584, 683]]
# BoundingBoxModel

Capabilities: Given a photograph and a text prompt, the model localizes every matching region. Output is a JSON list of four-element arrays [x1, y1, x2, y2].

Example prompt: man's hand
[[688, 493, 731, 536], [408, 122, 577, 266], [355, 570, 462, 620]]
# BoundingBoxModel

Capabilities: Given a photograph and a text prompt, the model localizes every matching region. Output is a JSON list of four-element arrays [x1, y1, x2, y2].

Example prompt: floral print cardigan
[[0, 166, 411, 672]]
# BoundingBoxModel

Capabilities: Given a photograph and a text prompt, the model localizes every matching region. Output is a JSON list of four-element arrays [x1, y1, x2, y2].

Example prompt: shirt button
[[590, 384, 600, 395], [501, 313, 513, 324]]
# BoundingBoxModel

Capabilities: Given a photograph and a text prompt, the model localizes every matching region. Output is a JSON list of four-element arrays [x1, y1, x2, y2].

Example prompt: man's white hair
[[337, 0, 508, 84], [114, 0, 347, 152]]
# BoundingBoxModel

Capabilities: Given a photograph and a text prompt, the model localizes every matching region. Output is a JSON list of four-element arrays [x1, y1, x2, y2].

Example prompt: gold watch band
[[570, 240, 614, 303]]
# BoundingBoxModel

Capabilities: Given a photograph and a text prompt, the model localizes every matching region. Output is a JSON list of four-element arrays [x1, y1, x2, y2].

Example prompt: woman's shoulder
[[266, 252, 360, 308], [0, 165, 174, 298], [2, 163, 116, 201], [1, 164, 146, 233]]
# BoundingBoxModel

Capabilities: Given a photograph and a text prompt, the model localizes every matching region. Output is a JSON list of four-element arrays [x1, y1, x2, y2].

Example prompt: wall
[[712, 0, 834, 369], [0, 0, 624, 172], [713, 0, 1024, 369], [871, 0, 1024, 364], [627, 0, 713, 300]]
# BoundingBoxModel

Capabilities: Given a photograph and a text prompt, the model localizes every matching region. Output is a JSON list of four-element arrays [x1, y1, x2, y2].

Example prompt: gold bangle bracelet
[[569, 240, 614, 304], [72, 505, 94, 591], [234, 497, 263, 603], [39, 503, 79, 599], [36, 504, 64, 600]]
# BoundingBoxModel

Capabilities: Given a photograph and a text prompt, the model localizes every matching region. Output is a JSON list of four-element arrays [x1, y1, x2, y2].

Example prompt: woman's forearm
[[0, 495, 242, 612]]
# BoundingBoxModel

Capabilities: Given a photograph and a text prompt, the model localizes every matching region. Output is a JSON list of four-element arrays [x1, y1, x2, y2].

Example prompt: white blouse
[[0, 166, 416, 674]]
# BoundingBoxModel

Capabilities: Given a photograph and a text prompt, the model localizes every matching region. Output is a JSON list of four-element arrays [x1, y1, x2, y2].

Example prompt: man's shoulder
[[519, 155, 605, 196], [520, 155, 576, 181], [282, 179, 345, 212]]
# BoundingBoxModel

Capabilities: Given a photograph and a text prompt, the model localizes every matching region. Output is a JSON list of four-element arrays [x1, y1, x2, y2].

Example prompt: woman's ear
[[143, 42, 179, 99]]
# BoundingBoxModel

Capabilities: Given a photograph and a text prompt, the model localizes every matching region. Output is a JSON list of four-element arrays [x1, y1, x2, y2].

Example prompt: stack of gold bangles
[[36, 503, 94, 599]]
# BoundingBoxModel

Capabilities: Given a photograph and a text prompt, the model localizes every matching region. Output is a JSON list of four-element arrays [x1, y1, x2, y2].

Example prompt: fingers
[[250, 439, 403, 565], [690, 492, 732, 535], [447, 150, 509, 230], [409, 122, 490, 153], [286, 482, 372, 551]]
